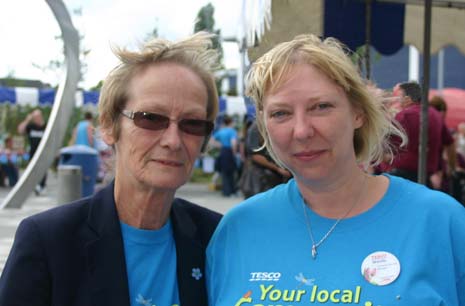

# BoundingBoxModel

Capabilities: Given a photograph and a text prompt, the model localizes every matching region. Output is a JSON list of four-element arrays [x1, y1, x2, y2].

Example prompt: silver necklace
[[302, 176, 367, 260]]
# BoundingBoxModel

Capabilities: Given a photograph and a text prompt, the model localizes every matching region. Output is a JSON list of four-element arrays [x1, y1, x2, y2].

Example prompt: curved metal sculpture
[[1, 0, 80, 208]]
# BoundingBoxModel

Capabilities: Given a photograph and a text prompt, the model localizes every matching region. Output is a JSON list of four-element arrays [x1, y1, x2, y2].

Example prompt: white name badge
[[361, 251, 401, 286]]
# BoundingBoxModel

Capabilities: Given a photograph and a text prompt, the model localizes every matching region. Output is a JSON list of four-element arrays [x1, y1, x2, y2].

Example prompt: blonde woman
[[207, 34, 465, 305]]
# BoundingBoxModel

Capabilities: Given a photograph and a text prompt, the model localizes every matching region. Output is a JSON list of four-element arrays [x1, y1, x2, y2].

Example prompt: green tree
[[350, 45, 381, 79], [145, 18, 159, 42], [1, 78, 27, 88], [194, 3, 223, 66], [194, 3, 224, 96], [89, 80, 103, 92]]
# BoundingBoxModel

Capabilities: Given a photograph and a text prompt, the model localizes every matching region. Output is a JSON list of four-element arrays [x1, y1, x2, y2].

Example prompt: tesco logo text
[[249, 272, 281, 282]]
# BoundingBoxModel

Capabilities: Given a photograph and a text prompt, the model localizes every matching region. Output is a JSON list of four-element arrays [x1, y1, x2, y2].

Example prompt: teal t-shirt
[[121, 219, 180, 306], [75, 120, 92, 147], [213, 127, 237, 148], [207, 175, 465, 306]]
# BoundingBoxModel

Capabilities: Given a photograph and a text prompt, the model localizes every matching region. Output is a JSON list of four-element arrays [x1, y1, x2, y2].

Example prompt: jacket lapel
[[84, 182, 130, 306], [171, 199, 208, 306]]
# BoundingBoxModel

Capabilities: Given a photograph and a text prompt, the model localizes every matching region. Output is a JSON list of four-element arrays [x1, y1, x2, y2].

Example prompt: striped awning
[[0, 86, 99, 108]]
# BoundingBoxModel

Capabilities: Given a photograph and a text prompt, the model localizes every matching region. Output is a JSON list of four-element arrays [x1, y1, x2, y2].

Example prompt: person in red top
[[389, 81, 455, 185]]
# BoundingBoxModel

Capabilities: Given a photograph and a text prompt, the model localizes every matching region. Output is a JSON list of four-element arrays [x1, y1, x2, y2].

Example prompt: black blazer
[[0, 182, 221, 306]]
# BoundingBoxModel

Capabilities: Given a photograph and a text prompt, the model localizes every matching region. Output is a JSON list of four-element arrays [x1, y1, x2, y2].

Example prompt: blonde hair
[[98, 31, 220, 140], [245, 34, 406, 168]]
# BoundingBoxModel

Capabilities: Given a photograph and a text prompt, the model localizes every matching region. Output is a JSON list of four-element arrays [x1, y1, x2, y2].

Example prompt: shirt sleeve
[[25, 123, 32, 135], [213, 130, 220, 141], [451, 205, 465, 305], [442, 123, 454, 146], [206, 225, 224, 306], [458, 273, 465, 306], [206, 215, 239, 306]]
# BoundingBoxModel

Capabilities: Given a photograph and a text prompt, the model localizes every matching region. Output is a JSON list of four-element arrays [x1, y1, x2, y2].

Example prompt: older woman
[[0, 32, 221, 306], [207, 35, 465, 305]]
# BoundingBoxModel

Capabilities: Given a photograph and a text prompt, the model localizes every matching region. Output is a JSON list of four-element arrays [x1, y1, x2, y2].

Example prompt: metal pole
[[418, 0, 432, 185], [365, 0, 372, 80], [238, 38, 246, 98], [238, 0, 245, 98], [1, 0, 80, 208]]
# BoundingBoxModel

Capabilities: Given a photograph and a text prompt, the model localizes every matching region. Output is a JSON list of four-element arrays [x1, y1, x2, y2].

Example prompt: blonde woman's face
[[263, 64, 363, 185]]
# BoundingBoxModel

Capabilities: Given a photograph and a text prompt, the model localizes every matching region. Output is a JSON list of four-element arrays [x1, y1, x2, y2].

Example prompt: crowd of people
[[1, 59, 465, 205], [0, 109, 110, 193], [208, 80, 465, 205], [0, 32, 463, 306], [208, 114, 291, 198], [369, 81, 465, 205]]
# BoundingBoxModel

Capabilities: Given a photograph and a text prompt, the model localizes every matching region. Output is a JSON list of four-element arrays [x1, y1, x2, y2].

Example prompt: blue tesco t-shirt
[[207, 175, 465, 306], [121, 219, 180, 306]]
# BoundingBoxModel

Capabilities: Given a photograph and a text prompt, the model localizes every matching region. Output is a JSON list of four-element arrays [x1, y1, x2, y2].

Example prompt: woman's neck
[[297, 169, 382, 219], [114, 179, 175, 230]]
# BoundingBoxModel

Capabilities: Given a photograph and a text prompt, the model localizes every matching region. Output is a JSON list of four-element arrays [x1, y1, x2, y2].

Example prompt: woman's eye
[[312, 103, 332, 111], [270, 110, 289, 118]]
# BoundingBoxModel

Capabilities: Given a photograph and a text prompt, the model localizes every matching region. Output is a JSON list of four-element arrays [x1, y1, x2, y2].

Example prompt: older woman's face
[[105, 62, 208, 192], [263, 64, 363, 184]]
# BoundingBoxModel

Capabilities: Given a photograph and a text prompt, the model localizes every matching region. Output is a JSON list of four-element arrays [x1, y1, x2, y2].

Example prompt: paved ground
[[0, 171, 242, 275]]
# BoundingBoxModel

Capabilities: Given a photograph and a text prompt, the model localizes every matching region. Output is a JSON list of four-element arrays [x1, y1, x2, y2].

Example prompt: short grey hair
[[98, 31, 220, 141]]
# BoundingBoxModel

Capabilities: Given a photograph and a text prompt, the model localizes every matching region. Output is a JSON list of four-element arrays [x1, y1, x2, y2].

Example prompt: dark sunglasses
[[120, 110, 214, 136]]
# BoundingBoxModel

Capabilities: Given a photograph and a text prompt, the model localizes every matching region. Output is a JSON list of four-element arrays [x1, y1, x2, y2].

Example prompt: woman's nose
[[293, 114, 314, 140], [159, 121, 182, 150]]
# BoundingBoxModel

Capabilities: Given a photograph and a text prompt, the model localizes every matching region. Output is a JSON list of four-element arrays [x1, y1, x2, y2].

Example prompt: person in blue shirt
[[0, 32, 221, 306], [207, 34, 465, 306], [71, 111, 95, 147], [213, 115, 238, 196]]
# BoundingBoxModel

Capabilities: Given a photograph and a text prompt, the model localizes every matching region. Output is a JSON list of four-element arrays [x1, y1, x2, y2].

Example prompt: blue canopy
[[324, 0, 405, 55], [0, 86, 99, 107]]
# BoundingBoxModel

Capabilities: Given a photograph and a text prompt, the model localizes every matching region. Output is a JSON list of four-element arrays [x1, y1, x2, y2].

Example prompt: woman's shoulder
[[208, 183, 292, 251], [19, 198, 92, 239], [172, 198, 223, 245], [220, 181, 293, 225], [172, 198, 222, 224], [386, 174, 465, 216]]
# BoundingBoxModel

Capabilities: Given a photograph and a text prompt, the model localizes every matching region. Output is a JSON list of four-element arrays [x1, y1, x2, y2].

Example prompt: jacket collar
[[85, 182, 130, 306], [171, 199, 209, 306], [84, 184, 209, 306]]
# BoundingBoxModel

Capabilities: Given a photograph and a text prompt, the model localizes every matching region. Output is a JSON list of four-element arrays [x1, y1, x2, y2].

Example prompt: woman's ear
[[354, 109, 365, 129], [100, 127, 116, 146]]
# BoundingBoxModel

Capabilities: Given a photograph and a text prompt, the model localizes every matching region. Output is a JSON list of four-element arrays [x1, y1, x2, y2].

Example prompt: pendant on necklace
[[311, 245, 317, 259]]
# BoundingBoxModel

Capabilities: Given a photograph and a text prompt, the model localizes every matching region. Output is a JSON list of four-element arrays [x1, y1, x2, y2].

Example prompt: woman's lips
[[293, 150, 326, 161], [153, 159, 183, 167]]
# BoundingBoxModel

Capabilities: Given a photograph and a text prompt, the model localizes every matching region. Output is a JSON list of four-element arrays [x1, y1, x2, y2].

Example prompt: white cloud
[[0, 1, 63, 85], [0, 0, 242, 89]]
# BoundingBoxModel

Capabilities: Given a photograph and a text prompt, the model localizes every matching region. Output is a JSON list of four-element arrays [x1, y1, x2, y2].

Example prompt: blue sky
[[0, 0, 241, 89]]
